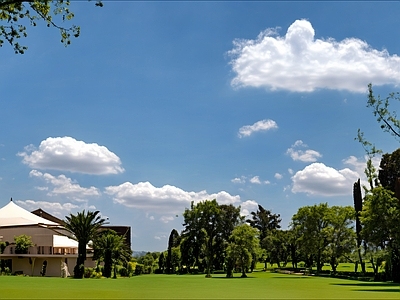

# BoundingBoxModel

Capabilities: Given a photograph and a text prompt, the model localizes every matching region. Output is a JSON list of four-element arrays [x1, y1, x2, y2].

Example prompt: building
[[0, 199, 96, 277]]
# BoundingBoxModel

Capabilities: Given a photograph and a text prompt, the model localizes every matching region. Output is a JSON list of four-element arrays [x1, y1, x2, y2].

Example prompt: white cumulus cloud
[[291, 162, 359, 196], [229, 19, 400, 93], [29, 170, 100, 198], [286, 140, 322, 162], [105, 181, 241, 215], [238, 119, 278, 138], [250, 176, 261, 184], [231, 176, 246, 184], [240, 200, 259, 217], [18, 137, 124, 175], [15, 199, 95, 218]]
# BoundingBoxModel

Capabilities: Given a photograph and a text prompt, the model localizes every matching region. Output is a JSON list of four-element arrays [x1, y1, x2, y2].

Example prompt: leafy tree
[[214, 204, 243, 271], [182, 200, 220, 278], [247, 205, 281, 269], [14, 234, 34, 254], [324, 206, 356, 273], [361, 186, 400, 282], [291, 203, 331, 274], [261, 230, 290, 268], [158, 252, 165, 273], [378, 148, 400, 196], [365, 83, 400, 140], [170, 246, 181, 273], [93, 229, 131, 278], [64, 210, 107, 278], [247, 205, 281, 242], [0, 0, 102, 54], [226, 224, 260, 278], [138, 252, 156, 274]]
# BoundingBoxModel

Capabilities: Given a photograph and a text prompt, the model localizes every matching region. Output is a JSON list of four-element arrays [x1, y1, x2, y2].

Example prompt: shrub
[[134, 264, 144, 275], [84, 267, 95, 278]]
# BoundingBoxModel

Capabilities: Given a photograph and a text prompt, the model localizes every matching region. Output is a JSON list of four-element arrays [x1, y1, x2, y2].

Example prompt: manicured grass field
[[0, 272, 398, 299]]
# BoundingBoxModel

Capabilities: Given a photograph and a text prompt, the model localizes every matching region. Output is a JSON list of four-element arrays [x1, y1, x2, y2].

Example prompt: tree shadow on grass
[[355, 289, 399, 293], [332, 282, 399, 287], [271, 276, 310, 279], [211, 276, 256, 279]]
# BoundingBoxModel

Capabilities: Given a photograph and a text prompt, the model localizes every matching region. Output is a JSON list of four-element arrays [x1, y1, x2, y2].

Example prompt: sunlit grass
[[0, 271, 398, 299]]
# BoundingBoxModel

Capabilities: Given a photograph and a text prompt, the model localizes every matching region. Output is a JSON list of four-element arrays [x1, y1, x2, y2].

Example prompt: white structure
[[0, 200, 95, 277]]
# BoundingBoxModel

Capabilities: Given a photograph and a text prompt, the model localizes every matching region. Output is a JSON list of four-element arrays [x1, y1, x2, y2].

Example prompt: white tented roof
[[0, 200, 59, 227], [53, 235, 78, 248]]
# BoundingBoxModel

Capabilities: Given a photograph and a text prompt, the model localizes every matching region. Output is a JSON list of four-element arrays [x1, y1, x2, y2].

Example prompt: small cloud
[[275, 173, 283, 180], [160, 216, 174, 223], [288, 168, 294, 175], [238, 119, 278, 138], [250, 176, 261, 184], [286, 140, 322, 162], [231, 176, 246, 184]]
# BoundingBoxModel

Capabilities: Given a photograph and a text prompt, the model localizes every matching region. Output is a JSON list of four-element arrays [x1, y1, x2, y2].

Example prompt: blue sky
[[1, 1, 400, 251]]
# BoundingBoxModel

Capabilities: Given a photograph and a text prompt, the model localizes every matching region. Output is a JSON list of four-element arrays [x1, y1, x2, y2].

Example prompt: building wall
[[9, 256, 96, 277], [1, 226, 54, 248]]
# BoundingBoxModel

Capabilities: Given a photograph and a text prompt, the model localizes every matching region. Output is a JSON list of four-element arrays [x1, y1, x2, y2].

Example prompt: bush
[[84, 267, 95, 278], [119, 267, 130, 277], [91, 271, 102, 279], [134, 264, 144, 275]]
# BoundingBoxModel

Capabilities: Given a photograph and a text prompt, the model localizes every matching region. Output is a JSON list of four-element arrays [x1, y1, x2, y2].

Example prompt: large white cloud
[[229, 19, 400, 93], [105, 181, 241, 215], [29, 170, 100, 198], [238, 119, 278, 138], [291, 162, 359, 196], [18, 137, 124, 175], [286, 140, 322, 162]]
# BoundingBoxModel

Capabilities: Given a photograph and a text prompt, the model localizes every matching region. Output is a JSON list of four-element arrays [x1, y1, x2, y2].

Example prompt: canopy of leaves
[[0, 0, 102, 53]]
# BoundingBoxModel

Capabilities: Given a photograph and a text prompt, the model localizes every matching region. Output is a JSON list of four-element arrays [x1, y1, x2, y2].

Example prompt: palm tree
[[93, 230, 131, 278], [64, 210, 107, 278]]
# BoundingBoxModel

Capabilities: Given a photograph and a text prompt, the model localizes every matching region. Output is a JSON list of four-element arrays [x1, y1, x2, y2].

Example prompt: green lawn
[[0, 272, 398, 299]]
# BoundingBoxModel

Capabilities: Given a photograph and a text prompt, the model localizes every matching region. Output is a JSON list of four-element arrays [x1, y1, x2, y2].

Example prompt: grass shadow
[[271, 276, 310, 279], [332, 282, 399, 287], [211, 276, 256, 279], [355, 289, 399, 293]]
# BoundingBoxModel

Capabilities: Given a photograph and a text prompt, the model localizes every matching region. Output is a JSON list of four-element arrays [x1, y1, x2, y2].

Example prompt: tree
[[226, 224, 260, 278], [182, 200, 220, 278], [165, 229, 180, 274], [291, 203, 331, 274], [361, 186, 400, 282], [0, 0, 102, 54], [214, 204, 243, 271], [64, 210, 107, 278], [261, 230, 291, 268], [378, 148, 400, 196], [365, 83, 400, 140], [14, 234, 34, 254], [353, 179, 366, 273], [158, 252, 165, 273], [93, 229, 131, 278], [247, 205, 281, 269], [324, 206, 356, 274]]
